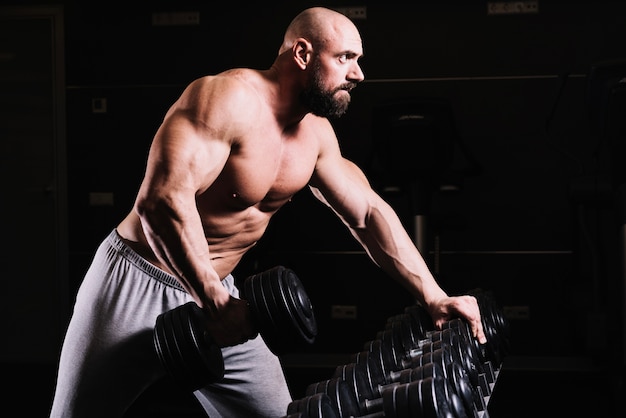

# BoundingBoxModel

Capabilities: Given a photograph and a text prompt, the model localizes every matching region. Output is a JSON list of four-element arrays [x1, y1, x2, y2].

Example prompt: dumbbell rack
[[476, 363, 499, 418], [284, 290, 509, 418], [480, 366, 500, 416]]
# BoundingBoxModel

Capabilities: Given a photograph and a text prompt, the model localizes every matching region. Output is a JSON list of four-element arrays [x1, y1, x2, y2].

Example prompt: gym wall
[[31, 0, 626, 361]]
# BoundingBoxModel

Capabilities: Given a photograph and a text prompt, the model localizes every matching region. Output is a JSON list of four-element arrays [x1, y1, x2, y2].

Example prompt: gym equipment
[[243, 266, 318, 354], [305, 377, 359, 417], [348, 341, 485, 415], [361, 328, 490, 398], [314, 360, 481, 417], [327, 326, 485, 414], [402, 293, 510, 369], [385, 313, 482, 368], [334, 353, 381, 404], [284, 288, 508, 418], [287, 393, 339, 418], [153, 265, 317, 391], [381, 316, 496, 392], [466, 289, 510, 367], [290, 376, 468, 418], [379, 326, 481, 381]]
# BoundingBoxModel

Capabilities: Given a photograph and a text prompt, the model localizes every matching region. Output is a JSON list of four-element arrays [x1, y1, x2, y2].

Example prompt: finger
[[474, 318, 487, 345], [467, 296, 487, 344]]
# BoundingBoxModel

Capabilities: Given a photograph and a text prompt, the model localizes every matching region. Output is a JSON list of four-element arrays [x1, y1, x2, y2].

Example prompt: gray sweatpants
[[49, 229, 292, 417]]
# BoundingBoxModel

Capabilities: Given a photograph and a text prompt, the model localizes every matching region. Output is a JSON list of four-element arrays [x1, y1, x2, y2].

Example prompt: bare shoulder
[[177, 69, 268, 123], [302, 114, 340, 152]]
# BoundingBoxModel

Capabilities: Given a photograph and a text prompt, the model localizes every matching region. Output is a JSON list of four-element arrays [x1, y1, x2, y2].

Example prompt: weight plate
[[170, 303, 204, 388], [183, 302, 225, 385], [256, 269, 284, 354], [245, 269, 278, 342], [335, 378, 360, 417], [396, 381, 414, 418], [404, 304, 434, 338], [418, 377, 438, 418], [265, 268, 291, 352], [154, 313, 179, 380], [266, 267, 305, 351], [447, 361, 480, 418], [280, 267, 317, 341], [160, 307, 191, 384], [306, 393, 338, 418], [243, 266, 317, 355]]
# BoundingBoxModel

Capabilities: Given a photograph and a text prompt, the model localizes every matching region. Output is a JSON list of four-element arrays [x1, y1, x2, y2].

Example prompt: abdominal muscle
[[116, 201, 275, 280]]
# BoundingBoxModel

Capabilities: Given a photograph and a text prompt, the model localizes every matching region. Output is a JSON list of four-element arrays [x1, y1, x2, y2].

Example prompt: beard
[[300, 60, 356, 119]]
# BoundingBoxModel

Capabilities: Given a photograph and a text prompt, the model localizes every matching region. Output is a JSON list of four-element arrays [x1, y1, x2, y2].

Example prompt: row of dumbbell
[[287, 326, 494, 417], [284, 290, 509, 418]]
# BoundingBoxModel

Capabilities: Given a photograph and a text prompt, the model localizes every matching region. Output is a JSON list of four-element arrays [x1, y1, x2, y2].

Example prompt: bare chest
[[200, 131, 319, 212]]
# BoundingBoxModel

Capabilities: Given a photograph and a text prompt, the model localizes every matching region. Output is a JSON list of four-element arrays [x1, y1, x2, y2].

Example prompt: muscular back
[[118, 69, 325, 278]]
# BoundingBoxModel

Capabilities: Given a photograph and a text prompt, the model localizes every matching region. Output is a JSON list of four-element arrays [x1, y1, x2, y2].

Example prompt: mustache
[[336, 82, 357, 92]]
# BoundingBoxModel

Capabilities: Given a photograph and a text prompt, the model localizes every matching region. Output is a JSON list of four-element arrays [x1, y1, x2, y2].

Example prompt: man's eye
[[338, 55, 348, 63]]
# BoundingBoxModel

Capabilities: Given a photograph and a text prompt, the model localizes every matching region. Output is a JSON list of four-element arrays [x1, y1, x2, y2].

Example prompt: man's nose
[[349, 62, 365, 83]]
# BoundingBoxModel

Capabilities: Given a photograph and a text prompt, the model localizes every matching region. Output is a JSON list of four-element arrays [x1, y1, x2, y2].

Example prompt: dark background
[[1, 0, 625, 416]]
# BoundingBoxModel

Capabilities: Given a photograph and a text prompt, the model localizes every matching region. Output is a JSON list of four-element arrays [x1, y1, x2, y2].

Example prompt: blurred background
[[1, 1, 624, 416]]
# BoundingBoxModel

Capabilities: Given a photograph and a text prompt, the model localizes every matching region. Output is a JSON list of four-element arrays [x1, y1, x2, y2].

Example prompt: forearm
[[350, 201, 448, 309], [136, 199, 228, 311]]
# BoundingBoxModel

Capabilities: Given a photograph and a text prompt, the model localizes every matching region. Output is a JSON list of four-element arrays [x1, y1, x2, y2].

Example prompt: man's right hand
[[203, 295, 259, 347]]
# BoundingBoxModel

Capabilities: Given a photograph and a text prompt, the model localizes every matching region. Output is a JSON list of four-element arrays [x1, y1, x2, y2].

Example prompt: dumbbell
[[304, 377, 359, 417], [153, 265, 317, 391], [381, 316, 495, 392], [378, 354, 482, 416], [343, 342, 484, 416], [385, 313, 481, 369], [364, 325, 490, 399], [317, 359, 481, 417], [291, 375, 468, 418], [336, 335, 454, 392], [285, 393, 340, 418], [333, 354, 381, 404], [467, 289, 510, 366], [379, 323, 480, 378], [402, 291, 510, 369], [397, 293, 508, 396]]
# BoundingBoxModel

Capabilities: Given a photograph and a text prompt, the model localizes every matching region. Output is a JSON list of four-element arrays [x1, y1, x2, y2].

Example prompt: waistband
[[106, 229, 186, 291]]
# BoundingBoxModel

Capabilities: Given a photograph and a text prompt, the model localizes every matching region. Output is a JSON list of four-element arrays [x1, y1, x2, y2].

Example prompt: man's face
[[300, 25, 364, 119], [300, 56, 356, 119]]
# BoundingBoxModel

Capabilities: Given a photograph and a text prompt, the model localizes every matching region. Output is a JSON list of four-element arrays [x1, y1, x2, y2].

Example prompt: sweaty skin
[[117, 7, 486, 348]]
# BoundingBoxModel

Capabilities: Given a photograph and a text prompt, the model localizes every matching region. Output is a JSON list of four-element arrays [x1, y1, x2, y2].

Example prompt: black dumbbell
[[403, 291, 510, 369], [334, 356, 381, 404], [467, 289, 510, 366], [305, 377, 360, 417], [399, 327, 490, 393], [153, 265, 317, 391], [377, 356, 482, 416], [320, 358, 481, 417], [438, 318, 496, 382], [286, 393, 339, 418], [366, 326, 485, 393], [382, 316, 494, 392], [347, 342, 483, 416], [294, 375, 468, 418]]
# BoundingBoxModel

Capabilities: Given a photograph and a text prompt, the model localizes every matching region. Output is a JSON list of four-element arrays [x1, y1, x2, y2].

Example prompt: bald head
[[278, 7, 360, 55]]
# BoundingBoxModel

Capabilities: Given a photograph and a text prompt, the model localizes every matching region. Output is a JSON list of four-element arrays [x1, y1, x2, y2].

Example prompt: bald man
[[50, 7, 486, 417]]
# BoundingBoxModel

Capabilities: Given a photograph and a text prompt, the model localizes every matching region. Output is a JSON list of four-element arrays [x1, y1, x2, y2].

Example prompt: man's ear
[[293, 38, 312, 69]]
